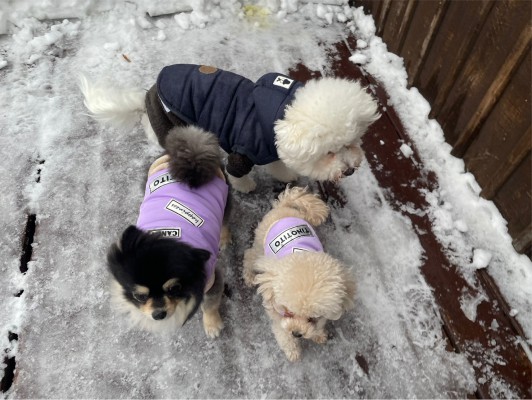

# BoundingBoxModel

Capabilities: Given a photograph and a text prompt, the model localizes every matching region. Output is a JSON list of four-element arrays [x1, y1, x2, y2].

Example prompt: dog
[[107, 126, 231, 338], [79, 64, 380, 193], [243, 186, 356, 361]]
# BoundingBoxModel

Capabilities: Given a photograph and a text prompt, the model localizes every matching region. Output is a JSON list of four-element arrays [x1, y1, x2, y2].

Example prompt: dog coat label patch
[[165, 200, 204, 227], [273, 75, 294, 89], [292, 247, 310, 253], [148, 228, 181, 238], [269, 224, 314, 254], [149, 173, 176, 193]]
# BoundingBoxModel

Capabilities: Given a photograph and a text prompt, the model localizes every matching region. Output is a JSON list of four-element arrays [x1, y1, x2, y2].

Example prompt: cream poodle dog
[[79, 64, 380, 193], [243, 186, 356, 361]]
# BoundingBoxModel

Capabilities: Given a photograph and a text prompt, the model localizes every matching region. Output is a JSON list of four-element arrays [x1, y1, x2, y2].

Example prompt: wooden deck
[[291, 36, 531, 398], [1, 34, 530, 398]]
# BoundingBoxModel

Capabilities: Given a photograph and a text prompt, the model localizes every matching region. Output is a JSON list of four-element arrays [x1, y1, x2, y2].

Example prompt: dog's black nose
[[152, 310, 167, 320], [292, 331, 303, 338], [343, 167, 355, 176]]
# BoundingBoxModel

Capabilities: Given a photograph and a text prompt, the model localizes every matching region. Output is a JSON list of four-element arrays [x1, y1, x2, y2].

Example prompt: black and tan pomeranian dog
[[107, 125, 231, 338]]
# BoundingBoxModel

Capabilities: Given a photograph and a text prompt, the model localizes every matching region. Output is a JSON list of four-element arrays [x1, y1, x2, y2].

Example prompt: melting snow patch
[[460, 291, 488, 322]]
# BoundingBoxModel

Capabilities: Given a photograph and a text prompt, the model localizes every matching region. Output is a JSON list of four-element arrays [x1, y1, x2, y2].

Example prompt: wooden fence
[[355, 0, 531, 257]]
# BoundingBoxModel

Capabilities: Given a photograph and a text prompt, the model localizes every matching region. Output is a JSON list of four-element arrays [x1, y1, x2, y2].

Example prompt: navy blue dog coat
[[145, 64, 303, 177]]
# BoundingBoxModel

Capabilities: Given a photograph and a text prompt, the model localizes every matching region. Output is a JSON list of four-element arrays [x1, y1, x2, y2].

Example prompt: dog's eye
[[307, 317, 317, 324], [166, 284, 182, 297], [132, 293, 149, 303]]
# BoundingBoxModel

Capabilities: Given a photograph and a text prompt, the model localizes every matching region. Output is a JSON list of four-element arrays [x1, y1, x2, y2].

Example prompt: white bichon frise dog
[[243, 186, 356, 361], [79, 64, 380, 193]]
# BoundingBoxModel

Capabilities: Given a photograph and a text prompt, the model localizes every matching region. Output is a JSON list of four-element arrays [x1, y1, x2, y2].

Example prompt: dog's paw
[[203, 312, 224, 338], [312, 331, 328, 344], [242, 269, 256, 287], [228, 174, 257, 193], [283, 347, 301, 362]]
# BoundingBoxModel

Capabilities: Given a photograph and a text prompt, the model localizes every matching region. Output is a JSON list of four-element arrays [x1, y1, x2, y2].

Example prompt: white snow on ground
[[0, 0, 530, 398]]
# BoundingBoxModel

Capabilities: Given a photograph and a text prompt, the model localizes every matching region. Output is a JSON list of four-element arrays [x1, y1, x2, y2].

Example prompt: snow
[[399, 143, 414, 158], [0, 0, 530, 398]]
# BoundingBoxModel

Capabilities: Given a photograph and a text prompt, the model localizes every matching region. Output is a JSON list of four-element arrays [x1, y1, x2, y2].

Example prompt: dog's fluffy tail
[[78, 74, 146, 128], [165, 126, 222, 188], [275, 186, 329, 226]]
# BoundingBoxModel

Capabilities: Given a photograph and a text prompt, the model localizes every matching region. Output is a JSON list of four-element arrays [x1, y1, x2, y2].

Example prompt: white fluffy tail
[[78, 74, 146, 128], [275, 186, 330, 226]]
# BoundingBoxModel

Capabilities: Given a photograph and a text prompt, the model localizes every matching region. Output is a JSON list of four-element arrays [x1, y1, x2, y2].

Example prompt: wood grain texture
[[364, 0, 531, 256]]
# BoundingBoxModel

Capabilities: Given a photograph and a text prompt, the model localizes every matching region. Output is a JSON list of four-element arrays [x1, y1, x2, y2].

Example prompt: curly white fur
[[275, 77, 380, 181]]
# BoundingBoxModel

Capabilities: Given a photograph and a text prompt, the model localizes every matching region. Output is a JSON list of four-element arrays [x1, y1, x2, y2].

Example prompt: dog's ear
[[107, 226, 142, 282], [191, 248, 211, 265], [252, 256, 278, 304], [340, 267, 356, 313], [119, 225, 146, 252]]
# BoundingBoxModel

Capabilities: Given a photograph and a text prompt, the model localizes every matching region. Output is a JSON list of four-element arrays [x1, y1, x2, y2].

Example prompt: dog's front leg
[[226, 153, 256, 193], [265, 160, 298, 183], [271, 318, 301, 362], [202, 267, 224, 338], [227, 173, 257, 193]]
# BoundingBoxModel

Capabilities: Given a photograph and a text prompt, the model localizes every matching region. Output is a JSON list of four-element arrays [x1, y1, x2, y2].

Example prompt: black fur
[[108, 125, 230, 329], [108, 226, 210, 323]]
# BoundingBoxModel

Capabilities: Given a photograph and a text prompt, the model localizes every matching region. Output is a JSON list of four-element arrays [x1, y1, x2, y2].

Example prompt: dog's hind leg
[[219, 224, 232, 251], [202, 267, 224, 338], [242, 246, 262, 286]]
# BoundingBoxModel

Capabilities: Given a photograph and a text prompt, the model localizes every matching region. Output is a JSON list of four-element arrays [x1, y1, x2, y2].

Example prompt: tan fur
[[243, 186, 356, 361]]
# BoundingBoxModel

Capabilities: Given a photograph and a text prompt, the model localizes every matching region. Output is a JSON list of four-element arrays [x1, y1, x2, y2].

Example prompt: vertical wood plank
[[403, 0, 450, 87], [513, 223, 532, 255], [480, 127, 531, 199], [380, 0, 409, 54], [452, 25, 531, 157], [438, 1, 530, 146], [376, 0, 392, 37], [416, 0, 495, 117], [352, 0, 382, 16], [463, 47, 531, 198], [493, 152, 532, 239], [395, 0, 417, 55]]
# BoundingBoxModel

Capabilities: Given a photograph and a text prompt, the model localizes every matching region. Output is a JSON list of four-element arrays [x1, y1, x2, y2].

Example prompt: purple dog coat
[[264, 217, 323, 258], [136, 168, 228, 291]]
